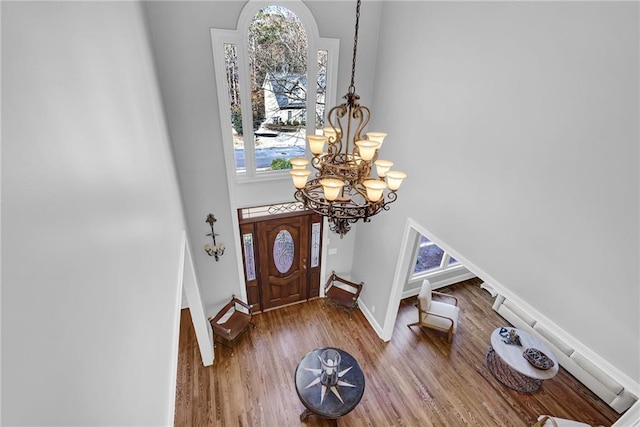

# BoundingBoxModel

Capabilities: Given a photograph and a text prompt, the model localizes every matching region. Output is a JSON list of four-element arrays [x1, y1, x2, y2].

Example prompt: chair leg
[[447, 326, 455, 343], [407, 322, 420, 328]]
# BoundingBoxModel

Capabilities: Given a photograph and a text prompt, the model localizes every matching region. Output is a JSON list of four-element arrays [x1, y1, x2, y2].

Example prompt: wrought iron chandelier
[[290, 0, 406, 237]]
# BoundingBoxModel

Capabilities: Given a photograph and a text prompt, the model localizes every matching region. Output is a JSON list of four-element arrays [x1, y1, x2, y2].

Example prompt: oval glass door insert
[[273, 230, 295, 273]]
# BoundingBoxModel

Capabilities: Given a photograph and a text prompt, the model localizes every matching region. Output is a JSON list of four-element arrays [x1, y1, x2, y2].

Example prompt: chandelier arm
[[382, 190, 399, 211], [357, 158, 375, 195], [349, 179, 369, 202], [351, 105, 370, 148], [344, 106, 354, 153], [327, 105, 347, 154], [310, 154, 324, 172]]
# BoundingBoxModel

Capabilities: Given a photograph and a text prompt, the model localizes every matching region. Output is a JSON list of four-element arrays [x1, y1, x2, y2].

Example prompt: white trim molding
[[401, 271, 476, 299], [613, 400, 640, 426], [180, 232, 215, 367]]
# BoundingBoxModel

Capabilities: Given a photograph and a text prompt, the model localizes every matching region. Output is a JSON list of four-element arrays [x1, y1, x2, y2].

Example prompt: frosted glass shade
[[290, 169, 311, 189], [322, 127, 340, 141], [290, 157, 309, 169], [308, 135, 328, 155], [363, 180, 387, 202], [374, 159, 393, 177], [355, 140, 380, 161], [366, 132, 387, 146], [320, 178, 344, 201], [385, 171, 407, 191]]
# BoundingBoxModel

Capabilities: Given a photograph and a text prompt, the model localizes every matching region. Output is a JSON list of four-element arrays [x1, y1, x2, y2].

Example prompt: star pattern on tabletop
[[304, 360, 356, 404]]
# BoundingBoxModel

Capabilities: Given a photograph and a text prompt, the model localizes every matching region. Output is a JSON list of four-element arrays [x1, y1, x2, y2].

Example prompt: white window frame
[[411, 235, 464, 281], [210, 1, 339, 184]]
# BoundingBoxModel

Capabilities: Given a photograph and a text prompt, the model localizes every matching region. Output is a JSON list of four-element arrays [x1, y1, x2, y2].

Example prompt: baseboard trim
[[357, 297, 385, 341], [613, 400, 640, 426]]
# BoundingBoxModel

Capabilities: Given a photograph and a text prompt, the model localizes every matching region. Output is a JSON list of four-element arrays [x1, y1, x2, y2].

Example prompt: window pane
[[224, 43, 245, 174], [248, 6, 308, 171], [448, 256, 458, 265], [273, 230, 295, 273], [316, 50, 327, 130], [414, 244, 444, 273], [311, 222, 321, 267], [243, 233, 256, 281]]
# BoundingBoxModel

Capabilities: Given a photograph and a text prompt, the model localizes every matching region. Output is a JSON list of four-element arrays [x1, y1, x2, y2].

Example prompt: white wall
[[144, 0, 381, 313], [2, 2, 185, 425], [353, 1, 639, 382]]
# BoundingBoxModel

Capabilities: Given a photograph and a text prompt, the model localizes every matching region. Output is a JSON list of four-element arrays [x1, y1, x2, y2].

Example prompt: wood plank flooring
[[174, 278, 621, 426]]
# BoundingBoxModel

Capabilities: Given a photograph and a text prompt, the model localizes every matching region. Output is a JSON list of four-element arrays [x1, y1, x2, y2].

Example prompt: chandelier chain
[[348, 0, 361, 94]]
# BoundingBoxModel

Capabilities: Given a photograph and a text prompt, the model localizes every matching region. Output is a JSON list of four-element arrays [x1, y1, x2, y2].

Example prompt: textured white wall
[[354, 1, 639, 381], [2, 2, 185, 425]]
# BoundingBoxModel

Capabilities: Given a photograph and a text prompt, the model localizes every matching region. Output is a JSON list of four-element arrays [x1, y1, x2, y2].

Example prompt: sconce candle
[[205, 213, 225, 261]]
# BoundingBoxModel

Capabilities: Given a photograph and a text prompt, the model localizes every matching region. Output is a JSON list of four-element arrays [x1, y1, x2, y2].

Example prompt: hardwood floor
[[174, 278, 621, 426]]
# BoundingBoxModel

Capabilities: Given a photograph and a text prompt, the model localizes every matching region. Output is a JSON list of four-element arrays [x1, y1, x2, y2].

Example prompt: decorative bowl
[[523, 348, 554, 370]]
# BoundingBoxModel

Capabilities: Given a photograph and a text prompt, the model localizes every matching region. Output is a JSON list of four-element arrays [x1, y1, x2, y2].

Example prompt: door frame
[[238, 206, 324, 312], [256, 214, 309, 311]]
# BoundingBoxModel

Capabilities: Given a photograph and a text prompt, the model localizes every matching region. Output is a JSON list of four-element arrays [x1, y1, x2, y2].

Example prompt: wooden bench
[[323, 272, 363, 319], [208, 295, 254, 356]]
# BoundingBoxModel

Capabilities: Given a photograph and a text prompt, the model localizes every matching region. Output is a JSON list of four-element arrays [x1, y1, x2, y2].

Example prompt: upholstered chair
[[407, 279, 460, 343]]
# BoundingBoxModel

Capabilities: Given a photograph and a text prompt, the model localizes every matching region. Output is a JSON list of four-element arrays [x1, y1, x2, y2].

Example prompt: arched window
[[211, 2, 338, 182]]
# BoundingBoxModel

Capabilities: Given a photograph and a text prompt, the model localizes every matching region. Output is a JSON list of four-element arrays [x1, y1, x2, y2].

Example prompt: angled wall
[[353, 1, 638, 384]]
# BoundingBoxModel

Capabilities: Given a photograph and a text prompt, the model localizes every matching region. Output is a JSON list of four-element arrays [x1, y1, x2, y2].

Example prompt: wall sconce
[[205, 213, 225, 261]]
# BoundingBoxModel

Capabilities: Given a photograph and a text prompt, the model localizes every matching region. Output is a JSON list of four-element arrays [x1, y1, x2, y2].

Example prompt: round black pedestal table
[[294, 347, 365, 422]]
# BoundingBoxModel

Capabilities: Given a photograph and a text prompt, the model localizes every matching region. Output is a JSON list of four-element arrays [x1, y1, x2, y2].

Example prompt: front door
[[239, 207, 323, 312], [257, 216, 308, 310]]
